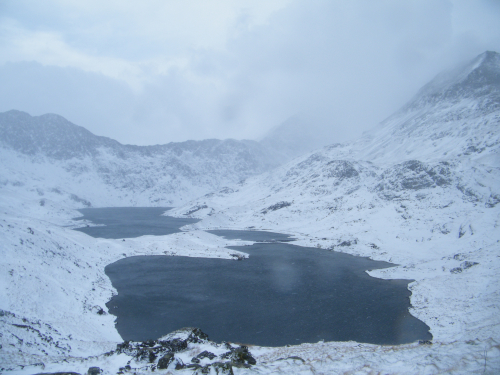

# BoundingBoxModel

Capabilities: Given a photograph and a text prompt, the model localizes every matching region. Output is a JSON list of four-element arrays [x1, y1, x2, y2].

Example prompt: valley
[[1, 51, 500, 374]]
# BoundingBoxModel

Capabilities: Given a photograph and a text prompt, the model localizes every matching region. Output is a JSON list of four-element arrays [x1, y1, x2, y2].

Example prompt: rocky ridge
[[0, 110, 286, 207]]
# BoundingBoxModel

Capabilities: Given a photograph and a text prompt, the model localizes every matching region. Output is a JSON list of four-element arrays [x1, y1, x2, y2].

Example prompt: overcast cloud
[[0, 0, 499, 145]]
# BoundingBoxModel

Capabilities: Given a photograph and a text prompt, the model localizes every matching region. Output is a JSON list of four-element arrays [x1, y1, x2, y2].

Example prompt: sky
[[0, 0, 499, 146]]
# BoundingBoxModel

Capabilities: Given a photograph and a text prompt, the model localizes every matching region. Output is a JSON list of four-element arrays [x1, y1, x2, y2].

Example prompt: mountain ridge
[[0, 110, 287, 206], [169, 52, 500, 360], [1, 51, 500, 373]]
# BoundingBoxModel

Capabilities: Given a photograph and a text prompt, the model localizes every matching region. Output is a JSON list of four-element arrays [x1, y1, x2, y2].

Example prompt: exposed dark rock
[[325, 160, 359, 180], [187, 327, 210, 342], [276, 356, 306, 363], [450, 267, 463, 274], [87, 367, 102, 375], [457, 184, 481, 202], [185, 205, 208, 215], [458, 225, 467, 238], [220, 345, 256, 366], [210, 362, 234, 374], [486, 194, 500, 208], [115, 327, 210, 368], [162, 338, 188, 352], [157, 353, 174, 369], [219, 187, 235, 194], [418, 340, 433, 345], [375, 160, 452, 197], [338, 239, 357, 247], [70, 194, 92, 207], [230, 253, 245, 261], [261, 201, 292, 214], [194, 350, 217, 361], [461, 261, 479, 269], [175, 360, 186, 370]]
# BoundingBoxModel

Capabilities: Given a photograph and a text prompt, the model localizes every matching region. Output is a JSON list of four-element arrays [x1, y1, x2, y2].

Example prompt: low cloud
[[0, 0, 499, 145]]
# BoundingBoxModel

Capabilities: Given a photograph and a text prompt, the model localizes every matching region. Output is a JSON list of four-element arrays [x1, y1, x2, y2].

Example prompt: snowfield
[[1, 51, 500, 374]]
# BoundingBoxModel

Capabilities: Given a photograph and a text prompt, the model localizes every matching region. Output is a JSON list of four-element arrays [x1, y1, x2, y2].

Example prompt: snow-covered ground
[[1, 51, 500, 374], [1, 193, 498, 374]]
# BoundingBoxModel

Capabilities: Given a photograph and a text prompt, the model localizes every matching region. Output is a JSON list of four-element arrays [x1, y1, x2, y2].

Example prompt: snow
[[1, 51, 500, 373]]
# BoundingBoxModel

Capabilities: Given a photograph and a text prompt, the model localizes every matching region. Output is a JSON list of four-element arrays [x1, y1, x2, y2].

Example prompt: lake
[[75, 207, 432, 346], [74, 207, 199, 238]]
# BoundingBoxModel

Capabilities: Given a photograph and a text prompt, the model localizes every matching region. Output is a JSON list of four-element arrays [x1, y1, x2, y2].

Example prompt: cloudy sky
[[0, 0, 499, 145]]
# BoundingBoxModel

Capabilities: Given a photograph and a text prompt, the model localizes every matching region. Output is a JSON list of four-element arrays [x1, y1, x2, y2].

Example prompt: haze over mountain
[[177, 51, 500, 218], [260, 113, 343, 160]]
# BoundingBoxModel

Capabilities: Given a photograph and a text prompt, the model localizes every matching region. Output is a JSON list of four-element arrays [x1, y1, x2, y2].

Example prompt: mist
[[0, 0, 499, 145]]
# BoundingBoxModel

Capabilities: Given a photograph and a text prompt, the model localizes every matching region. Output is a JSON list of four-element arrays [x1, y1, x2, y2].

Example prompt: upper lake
[[74, 207, 432, 347], [74, 207, 199, 238]]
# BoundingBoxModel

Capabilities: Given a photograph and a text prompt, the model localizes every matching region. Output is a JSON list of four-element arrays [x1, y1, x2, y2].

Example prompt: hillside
[[0, 110, 285, 207], [170, 51, 500, 369], [1, 52, 500, 373]]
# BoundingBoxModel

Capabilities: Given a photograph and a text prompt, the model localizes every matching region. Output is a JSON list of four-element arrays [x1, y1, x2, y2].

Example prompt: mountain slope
[[301, 51, 500, 165], [1, 52, 500, 374], [0, 110, 286, 207], [171, 51, 500, 349]]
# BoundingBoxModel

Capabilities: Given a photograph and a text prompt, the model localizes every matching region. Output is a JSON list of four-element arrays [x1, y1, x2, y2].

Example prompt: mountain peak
[[404, 50, 500, 110], [478, 50, 500, 64]]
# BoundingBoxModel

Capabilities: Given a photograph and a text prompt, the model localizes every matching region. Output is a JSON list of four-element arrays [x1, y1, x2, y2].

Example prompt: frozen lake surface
[[76, 207, 432, 346]]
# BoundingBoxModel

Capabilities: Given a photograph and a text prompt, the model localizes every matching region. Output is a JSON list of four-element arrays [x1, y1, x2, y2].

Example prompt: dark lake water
[[76, 207, 432, 346], [206, 229, 295, 242], [74, 207, 199, 238]]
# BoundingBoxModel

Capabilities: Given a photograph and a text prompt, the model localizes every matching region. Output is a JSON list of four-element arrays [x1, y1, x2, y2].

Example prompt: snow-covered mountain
[[171, 51, 500, 368], [176, 51, 500, 220], [0, 110, 285, 207], [1, 51, 500, 374]]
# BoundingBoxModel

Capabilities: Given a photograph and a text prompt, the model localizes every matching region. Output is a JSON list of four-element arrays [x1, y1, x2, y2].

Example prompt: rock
[[187, 327, 210, 343], [192, 350, 217, 363], [418, 340, 432, 345], [159, 338, 188, 352], [338, 239, 357, 247], [221, 345, 256, 366], [157, 353, 175, 369], [461, 261, 479, 269], [261, 201, 292, 214], [175, 360, 186, 370], [211, 362, 234, 375], [87, 367, 102, 375], [325, 160, 359, 179], [184, 205, 208, 215]]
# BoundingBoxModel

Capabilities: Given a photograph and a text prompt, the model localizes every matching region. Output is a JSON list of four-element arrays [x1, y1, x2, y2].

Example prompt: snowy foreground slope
[[0, 110, 284, 207], [0, 52, 499, 374]]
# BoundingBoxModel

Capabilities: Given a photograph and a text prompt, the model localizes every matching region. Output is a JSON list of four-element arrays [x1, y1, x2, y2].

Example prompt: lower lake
[[75, 207, 432, 346]]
